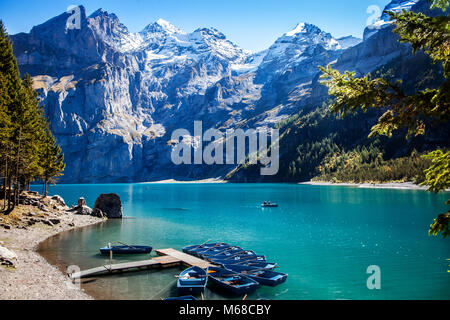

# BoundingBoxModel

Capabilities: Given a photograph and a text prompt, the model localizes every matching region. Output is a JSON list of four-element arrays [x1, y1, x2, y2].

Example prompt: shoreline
[[0, 194, 103, 300], [300, 181, 430, 190], [142, 178, 227, 184]]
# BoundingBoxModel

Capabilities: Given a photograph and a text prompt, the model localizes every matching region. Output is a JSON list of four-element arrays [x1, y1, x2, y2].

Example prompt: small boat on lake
[[261, 201, 278, 208], [183, 243, 229, 256], [197, 245, 237, 258], [224, 265, 288, 287], [219, 260, 278, 270], [177, 266, 208, 294], [202, 247, 246, 260], [207, 266, 259, 295], [210, 254, 266, 265], [99, 245, 153, 255], [164, 296, 198, 301], [212, 250, 262, 260]]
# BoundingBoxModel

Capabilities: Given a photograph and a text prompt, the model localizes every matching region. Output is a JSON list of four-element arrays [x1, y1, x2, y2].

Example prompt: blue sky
[[0, 0, 391, 52]]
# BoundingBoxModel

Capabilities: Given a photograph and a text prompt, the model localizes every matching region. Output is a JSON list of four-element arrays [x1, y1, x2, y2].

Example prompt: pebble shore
[[0, 193, 104, 300]]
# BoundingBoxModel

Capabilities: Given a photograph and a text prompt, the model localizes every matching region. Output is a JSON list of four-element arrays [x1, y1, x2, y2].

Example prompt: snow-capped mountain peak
[[141, 18, 185, 35], [284, 22, 323, 37], [274, 22, 340, 50], [262, 22, 340, 64], [285, 22, 308, 36]]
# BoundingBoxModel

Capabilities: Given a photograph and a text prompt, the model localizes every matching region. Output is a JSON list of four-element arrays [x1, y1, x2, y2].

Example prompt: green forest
[[0, 21, 65, 213]]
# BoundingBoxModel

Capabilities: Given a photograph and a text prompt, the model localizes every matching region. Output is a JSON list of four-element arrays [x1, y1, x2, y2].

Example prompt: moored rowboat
[[202, 247, 247, 260], [207, 266, 259, 295], [183, 243, 230, 256], [99, 245, 152, 255], [224, 265, 288, 287], [210, 254, 266, 265], [219, 260, 278, 270], [196, 244, 234, 257], [177, 266, 208, 294]]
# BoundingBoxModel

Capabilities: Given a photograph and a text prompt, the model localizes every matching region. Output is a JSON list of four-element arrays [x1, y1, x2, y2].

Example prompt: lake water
[[36, 183, 450, 300]]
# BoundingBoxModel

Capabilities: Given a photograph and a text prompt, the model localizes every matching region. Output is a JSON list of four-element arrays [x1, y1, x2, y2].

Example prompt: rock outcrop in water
[[93, 194, 123, 219]]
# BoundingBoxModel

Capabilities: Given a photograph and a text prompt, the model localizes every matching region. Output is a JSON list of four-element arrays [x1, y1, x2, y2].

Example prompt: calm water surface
[[36, 183, 450, 300]]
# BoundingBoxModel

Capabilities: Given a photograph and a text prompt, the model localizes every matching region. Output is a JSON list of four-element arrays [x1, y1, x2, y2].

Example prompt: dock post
[[109, 243, 113, 272]]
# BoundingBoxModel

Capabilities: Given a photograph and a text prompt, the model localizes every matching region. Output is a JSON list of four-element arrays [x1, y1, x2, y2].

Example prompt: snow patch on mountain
[[364, 0, 420, 40], [337, 36, 362, 50]]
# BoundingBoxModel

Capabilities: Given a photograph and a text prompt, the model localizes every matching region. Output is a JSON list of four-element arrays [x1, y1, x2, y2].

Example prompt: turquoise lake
[[35, 183, 450, 300]]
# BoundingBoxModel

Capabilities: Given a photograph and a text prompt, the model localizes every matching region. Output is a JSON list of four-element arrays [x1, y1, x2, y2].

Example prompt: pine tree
[[20, 74, 47, 189], [40, 129, 65, 197], [0, 20, 23, 210], [8, 74, 46, 206], [0, 73, 12, 209], [319, 0, 450, 237], [0, 21, 65, 211]]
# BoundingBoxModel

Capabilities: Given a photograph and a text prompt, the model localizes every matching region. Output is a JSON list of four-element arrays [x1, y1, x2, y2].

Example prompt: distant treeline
[[227, 102, 448, 184], [0, 22, 64, 212], [313, 147, 432, 184]]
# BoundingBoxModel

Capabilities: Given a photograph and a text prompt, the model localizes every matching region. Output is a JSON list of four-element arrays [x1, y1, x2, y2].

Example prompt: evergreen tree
[[0, 20, 23, 210], [40, 126, 65, 197], [0, 21, 65, 211], [319, 0, 450, 237], [0, 73, 12, 209]]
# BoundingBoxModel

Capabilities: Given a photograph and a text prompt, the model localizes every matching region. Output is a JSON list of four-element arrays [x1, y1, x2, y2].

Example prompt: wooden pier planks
[[156, 248, 213, 269], [70, 248, 211, 279]]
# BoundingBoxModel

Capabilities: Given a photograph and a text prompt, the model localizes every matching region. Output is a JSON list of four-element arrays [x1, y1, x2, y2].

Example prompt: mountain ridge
[[10, 1, 430, 183]]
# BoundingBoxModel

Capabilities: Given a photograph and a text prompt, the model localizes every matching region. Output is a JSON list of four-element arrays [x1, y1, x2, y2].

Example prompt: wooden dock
[[70, 248, 212, 279], [156, 248, 213, 269]]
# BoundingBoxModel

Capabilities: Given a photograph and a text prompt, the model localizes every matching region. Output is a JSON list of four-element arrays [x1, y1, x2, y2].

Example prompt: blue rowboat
[[164, 296, 198, 301], [224, 265, 288, 287], [219, 260, 278, 270], [261, 202, 278, 208], [183, 243, 229, 256], [200, 245, 240, 256], [177, 266, 208, 294], [207, 266, 259, 295], [201, 247, 245, 260], [196, 244, 233, 257], [182, 243, 221, 255], [210, 254, 266, 265], [208, 250, 261, 260], [99, 245, 152, 255]]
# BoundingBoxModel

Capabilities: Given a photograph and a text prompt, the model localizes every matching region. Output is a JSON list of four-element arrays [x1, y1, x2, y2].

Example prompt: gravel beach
[[300, 181, 432, 190], [0, 193, 104, 300]]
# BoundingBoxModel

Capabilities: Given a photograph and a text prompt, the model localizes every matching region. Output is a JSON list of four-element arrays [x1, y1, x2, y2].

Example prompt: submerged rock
[[93, 194, 123, 219]]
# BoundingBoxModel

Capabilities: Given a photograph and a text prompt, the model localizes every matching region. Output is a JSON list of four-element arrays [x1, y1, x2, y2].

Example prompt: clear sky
[[0, 0, 391, 52]]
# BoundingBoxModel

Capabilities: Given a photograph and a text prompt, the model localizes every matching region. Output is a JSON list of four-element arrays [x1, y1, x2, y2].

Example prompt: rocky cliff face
[[11, 0, 428, 183]]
